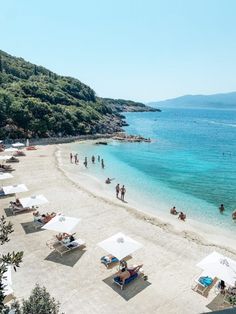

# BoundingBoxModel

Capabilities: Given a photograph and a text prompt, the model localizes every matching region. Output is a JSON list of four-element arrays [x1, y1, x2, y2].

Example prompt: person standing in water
[[101, 159, 105, 169], [84, 157, 88, 168], [74, 154, 78, 164], [70, 153, 73, 163], [98, 155, 100, 162], [92, 155, 95, 164], [219, 204, 225, 214], [115, 184, 120, 198], [120, 185, 126, 201]]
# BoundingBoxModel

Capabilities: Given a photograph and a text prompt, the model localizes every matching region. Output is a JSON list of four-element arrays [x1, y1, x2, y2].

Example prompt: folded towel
[[101, 256, 119, 264], [199, 276, 213, 287]]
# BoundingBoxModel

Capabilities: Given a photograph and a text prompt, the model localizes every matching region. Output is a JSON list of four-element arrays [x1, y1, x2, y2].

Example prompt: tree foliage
[[0, 50, 147, 139], [0, 216, 23, 312], [20, 284, 61, 314]]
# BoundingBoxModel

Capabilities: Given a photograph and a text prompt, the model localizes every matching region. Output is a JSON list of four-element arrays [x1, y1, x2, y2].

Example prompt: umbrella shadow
[[21, 221, 45, 234], [103, 274, 151, 301], [44, 248, 86, 267], [4, 208, 13, 217], [4, 207, 34, 217], [206, 293, 233, 311]]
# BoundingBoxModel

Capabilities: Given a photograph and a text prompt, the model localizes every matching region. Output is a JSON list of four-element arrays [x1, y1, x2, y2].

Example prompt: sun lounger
[[33, 220, 45, 229], [0, 165, 14, 172], [101, 256, 119, 268], [13, 151, 26, 157], [26, 146, 37, 150], [114, 272, 139, 290], [6, 157, 19, 163], [10, 203, 32, 215], [192, 272, 214, 295], [52, 238, 86, 256]]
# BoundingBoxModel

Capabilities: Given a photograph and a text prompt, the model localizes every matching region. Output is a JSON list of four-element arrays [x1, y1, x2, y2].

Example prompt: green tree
[[21, 284, 61, 314], [0, 216, 23, 312]]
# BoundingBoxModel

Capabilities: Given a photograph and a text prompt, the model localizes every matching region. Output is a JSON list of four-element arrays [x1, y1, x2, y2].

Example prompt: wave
[[207, 120, 236, 128]]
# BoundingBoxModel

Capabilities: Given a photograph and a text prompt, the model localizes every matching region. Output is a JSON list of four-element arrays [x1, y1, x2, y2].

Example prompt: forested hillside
[[0, 50, 156, 139]]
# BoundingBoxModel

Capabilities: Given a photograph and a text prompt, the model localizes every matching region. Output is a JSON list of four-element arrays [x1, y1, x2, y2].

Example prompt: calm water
[[74, 108, 236, 230]]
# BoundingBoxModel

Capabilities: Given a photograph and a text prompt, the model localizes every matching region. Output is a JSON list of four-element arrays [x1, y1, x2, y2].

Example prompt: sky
[[1, 0, 236, 102]]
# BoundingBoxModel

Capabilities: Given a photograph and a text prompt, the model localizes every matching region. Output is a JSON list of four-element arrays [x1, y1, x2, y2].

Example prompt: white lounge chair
[[46, 237, 86, 256], [192, 271, 215, 295]]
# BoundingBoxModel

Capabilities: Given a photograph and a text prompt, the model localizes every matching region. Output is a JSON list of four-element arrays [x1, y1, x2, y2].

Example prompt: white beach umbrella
[[0, 140, 3, 144], [43, 215, 80, 233], [12, 142, 25, 148], [4, 148, 18, 153], [3, 265, 13, 296], [19, 194, 48, 208], [98, 232, 143, 261], [2, 184, 28, 195], [197, 251, 236, 286], [0, 156, 12, 161], [0, 173, 13, 180]]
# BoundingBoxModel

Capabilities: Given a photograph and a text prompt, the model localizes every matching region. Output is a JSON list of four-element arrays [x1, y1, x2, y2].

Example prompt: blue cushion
[[114, 273, 138, 285], [101, 256, 119, 264], [199, 276, 213, 287]]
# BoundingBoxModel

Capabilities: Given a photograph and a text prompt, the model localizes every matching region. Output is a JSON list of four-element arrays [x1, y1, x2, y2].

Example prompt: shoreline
[[1, 142, 235, 313], [57, 141, 236, 255]]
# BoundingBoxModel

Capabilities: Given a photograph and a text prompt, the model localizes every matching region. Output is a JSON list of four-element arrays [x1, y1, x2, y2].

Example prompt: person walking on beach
[[219, 204, 225, 214], [101, 159, 105, 169], [92, 155, 95, 164], [70, 153, 73, 163], [115, 184, 120, 198], [120, 185, 126, 201], [98, 155, 100, 162]]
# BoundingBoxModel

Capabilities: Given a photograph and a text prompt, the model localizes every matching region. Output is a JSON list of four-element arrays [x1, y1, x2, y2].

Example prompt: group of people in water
[[115, 184, 126, 201], [69, 152, 127, 202], [219, 204, 236, 221], [170, 203, 236, 223], [170, 206, 186, 221], [70, 153, 105, 169]]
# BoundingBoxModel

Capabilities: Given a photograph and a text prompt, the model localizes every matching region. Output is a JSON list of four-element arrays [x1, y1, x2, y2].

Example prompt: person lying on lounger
[[115, 264, 143, 284], [10, 198, 23, 208], [56, 233, 75, 244], [33, 212, 56, 224]]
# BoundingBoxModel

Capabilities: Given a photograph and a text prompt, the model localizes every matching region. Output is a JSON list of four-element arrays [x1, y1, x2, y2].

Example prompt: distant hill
[[149, 92, 236, 109], [0, 50, 157, 139]]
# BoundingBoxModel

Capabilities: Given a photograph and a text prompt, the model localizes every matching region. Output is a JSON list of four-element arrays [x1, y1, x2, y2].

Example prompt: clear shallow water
[[73, 108, 236, 230]]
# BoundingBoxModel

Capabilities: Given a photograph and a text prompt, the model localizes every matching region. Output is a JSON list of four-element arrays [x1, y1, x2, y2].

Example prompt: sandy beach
[[1, 143, 236, 314]]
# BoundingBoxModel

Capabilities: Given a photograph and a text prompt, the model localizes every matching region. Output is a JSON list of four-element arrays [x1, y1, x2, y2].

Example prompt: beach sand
[[1, 143, 236, 314]]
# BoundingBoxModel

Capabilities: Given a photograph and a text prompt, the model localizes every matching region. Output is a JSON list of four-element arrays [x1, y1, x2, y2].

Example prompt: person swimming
[[105, 178, 111, 184]]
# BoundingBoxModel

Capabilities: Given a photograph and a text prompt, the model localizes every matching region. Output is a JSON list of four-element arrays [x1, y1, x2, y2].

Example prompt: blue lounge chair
[[101, 256, 119, 268], [113, 273, 138, 290]]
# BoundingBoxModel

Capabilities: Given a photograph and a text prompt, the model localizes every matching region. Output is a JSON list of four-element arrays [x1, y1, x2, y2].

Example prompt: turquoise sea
[[74, 108, 236, 230]]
